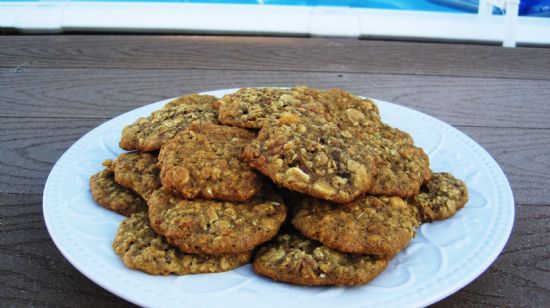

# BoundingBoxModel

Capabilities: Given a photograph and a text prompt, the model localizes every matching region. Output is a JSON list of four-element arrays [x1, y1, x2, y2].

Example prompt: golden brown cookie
[[319, 87, 382, 133], [228, 86, 429, 200], [378, 123, 414, 146], [120, 94, 219, 151], [413, 172, 469, 221], [218, 87, 381, 132], [292, 196, 420, 257], [253, 234, 388, 286], [159, 122, 262, 202], [89, 169, 146, 216], [148, 188, 287, 255], [366, 126, 432, 198], [113, 213, 251, 275], [105, 152, 161, 201], [242, 119, 377, 204]]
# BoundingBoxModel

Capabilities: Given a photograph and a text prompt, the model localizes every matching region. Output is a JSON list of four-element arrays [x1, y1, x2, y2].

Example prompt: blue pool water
[[2, 0, 471, 13], [12, 0, 550, 17]]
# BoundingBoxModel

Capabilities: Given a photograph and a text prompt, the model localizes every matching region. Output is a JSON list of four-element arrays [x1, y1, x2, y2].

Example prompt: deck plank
[[2, 68, 550, 128], [1, 36, 550, 80]]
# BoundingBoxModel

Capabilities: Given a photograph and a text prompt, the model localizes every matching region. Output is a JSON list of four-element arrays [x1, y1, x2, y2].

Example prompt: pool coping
[[1, 1, 549, 46]]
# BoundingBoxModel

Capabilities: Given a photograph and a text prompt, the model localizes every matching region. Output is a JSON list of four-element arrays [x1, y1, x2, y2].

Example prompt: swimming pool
[[0, 0, 471, 13], [1, 0, 549, 46], [112, 0, 461, 13]]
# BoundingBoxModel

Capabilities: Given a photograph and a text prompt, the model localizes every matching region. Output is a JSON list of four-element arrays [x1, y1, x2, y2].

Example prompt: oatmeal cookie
[[292, 196, 419, 257], [105, 152, 161, 200], [218, 87, 381, 132], [148, 188, 287, 254], [378, 123, 414, 145], [366, 127, 431, 198], [119, 94, 219, 151], [159, 123, 262, 201], [227, 86, 429, 199], [242, 119, 377, 204], [253, 234, 388, 286], [90, 169, 146, 216], [413, 172, 469, 221], [113, 213, 251, 275]]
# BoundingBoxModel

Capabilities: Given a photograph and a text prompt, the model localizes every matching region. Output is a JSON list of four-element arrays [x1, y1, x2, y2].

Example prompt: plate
[[43, 88, 514, 308]]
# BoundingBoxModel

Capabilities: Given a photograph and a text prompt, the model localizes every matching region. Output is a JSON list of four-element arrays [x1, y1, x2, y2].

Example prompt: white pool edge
[[1, 1, 550, 46]]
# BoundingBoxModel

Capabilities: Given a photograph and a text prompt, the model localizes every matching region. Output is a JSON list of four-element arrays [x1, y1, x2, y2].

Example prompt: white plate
[[43, 88, 514, 308]]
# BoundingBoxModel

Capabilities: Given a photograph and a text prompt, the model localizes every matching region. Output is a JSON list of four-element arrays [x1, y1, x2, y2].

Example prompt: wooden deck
[[1, 35, 549, 306]]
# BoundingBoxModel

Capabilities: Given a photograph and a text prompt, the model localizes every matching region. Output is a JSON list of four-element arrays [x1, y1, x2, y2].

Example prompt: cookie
[[319, 87, 382, 133], [120, 94, 219, 151], [242, 119, 377, 204], [113, 213, 251, 275], [218, 87, 322, 129], [89, 169, 146, 216], [378, 123, 414, 146], [159, 122, 262, 201], [148, 188, 287, 254], [366, 126, 432, 198], [218, 87, 381, 132], [105, 152, 161, 200], [229, 86, 429, 200], [413, 172, 469, 221], [292, 196, 419, 257], [253, 234, 388, 286]]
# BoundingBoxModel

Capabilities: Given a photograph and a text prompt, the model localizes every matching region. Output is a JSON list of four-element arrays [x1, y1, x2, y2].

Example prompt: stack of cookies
[[89, 87, 468, 286]]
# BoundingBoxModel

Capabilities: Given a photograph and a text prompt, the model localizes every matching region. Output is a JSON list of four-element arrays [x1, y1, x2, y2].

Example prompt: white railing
[[479, 0, 521, 46], [0, 0, 548, 47]]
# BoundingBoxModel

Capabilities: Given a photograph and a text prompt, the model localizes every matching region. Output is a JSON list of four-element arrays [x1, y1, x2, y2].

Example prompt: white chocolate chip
[[313, 181, 337, 196], [285, 167, 310, 183]]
